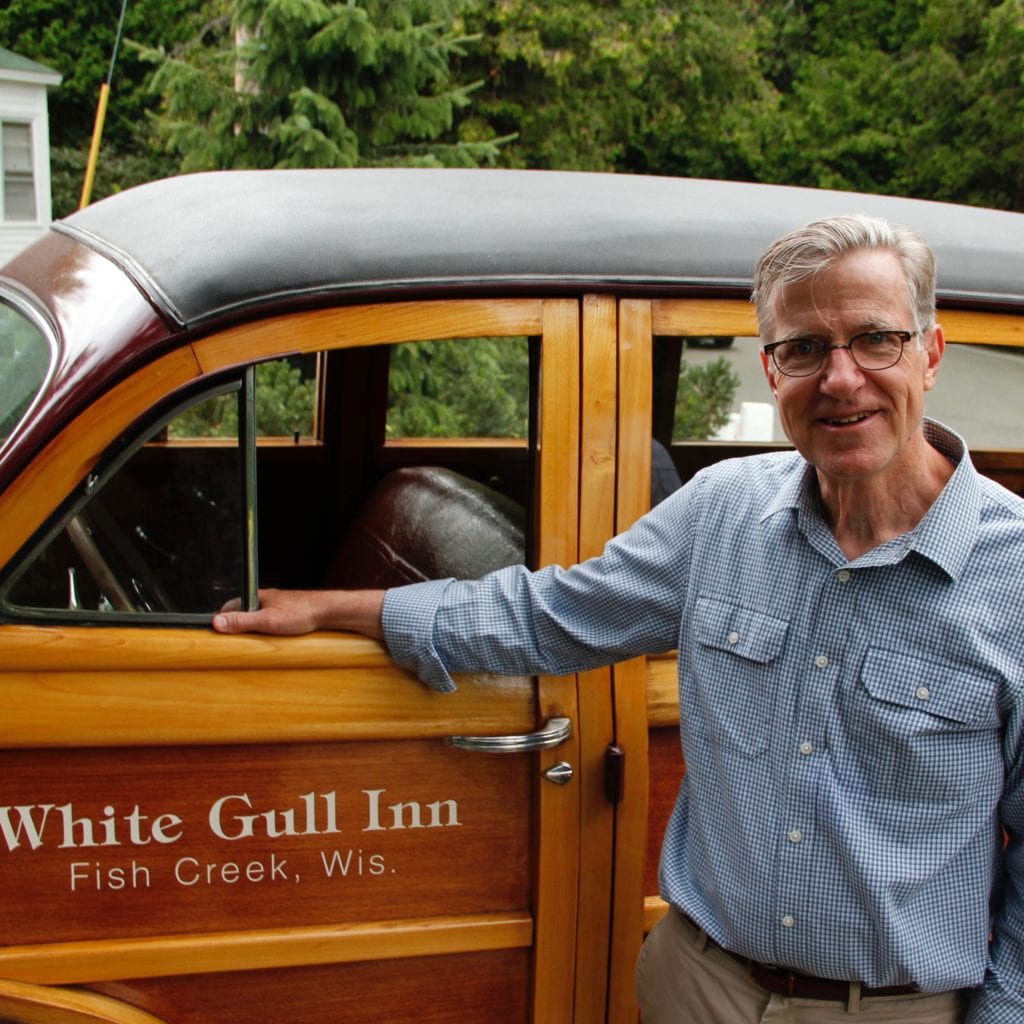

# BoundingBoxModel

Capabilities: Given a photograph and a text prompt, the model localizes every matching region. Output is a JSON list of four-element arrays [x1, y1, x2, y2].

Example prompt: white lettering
[[363, 789, 461, 831], [70, 860, 151, 891], [174, 854, 290, 886], [320, 848, 386, 877], [209, 792, 342, 840], [0, 804, 55, 851], [0, 803, 182, 851], [209, 794, 256, 840]]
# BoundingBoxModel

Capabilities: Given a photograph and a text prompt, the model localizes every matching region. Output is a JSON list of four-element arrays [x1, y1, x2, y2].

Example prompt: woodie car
[[1, 169, 1024, 1024]]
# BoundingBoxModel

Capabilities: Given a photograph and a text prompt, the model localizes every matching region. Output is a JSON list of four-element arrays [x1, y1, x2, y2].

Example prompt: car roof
[[54, 168, 1024, 329]]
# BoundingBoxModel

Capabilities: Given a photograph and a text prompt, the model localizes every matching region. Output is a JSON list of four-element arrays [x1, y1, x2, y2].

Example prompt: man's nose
[[819, 344, 864, 392]]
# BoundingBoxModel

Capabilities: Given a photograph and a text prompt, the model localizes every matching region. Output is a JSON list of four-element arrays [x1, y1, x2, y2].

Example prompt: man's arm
[[213, 588, 385, 639], [965, 698, 1024, 1023]]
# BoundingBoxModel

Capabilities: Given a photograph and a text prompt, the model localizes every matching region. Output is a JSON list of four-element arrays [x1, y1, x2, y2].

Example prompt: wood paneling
[[86, 951, 530, 1024], [0, 636, 534, 748], [0, 742, 531, 946], [194, 301, 545, 375], [573, 295, 618, 1023], [644, 728, 686, 899], [531, 299, 582, 1024]]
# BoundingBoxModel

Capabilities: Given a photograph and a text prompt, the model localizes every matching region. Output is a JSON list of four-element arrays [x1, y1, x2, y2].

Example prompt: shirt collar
[[759, 420, 981, 580], [910, 420, 981, 580]]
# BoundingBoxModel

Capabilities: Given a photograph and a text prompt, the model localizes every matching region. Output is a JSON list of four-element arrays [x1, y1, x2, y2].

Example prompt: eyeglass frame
[[762, 329, 919, 378]]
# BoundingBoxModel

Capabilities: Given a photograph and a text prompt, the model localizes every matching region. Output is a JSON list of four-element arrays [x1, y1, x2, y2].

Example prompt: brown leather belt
[[677, 911, 919, 1002], [746, 962, 919, 1001]]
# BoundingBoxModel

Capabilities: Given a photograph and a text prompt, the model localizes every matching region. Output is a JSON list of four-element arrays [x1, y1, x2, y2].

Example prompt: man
[[215, 215, 1024, 1023]]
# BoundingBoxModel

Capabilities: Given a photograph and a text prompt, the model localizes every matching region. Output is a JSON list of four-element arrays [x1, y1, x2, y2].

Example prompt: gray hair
[[751, 213, 937, 339]]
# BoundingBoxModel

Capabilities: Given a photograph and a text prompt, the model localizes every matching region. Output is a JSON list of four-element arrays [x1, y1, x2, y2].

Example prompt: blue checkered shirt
[[383, 421, 1024, 1022]]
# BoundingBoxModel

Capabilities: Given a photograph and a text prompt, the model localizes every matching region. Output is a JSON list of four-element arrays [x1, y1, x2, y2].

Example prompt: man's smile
[[818, 410, 877, 427]]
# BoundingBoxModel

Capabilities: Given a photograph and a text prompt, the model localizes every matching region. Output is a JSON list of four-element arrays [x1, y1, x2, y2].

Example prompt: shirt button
[[836, 569, 852, 583], [814, 654, 829, 669], [787, 829, 803, 844], [799, 741, 814, 756], [727, 630, 740, 645], [915, 686, 931, 701], [781, 915, 796, 928]]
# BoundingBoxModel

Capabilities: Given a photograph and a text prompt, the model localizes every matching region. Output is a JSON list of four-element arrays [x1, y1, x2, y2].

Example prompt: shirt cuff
[[382, 579, 459, 693]]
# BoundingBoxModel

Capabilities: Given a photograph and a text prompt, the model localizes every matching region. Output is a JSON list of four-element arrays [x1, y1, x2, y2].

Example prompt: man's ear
[[923, 324, 945, 392], [760, 347, 779, 397]]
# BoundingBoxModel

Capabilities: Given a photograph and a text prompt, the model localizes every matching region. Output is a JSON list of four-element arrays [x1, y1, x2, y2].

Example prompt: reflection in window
[[387, 337, 529, 439], [0, 300, 51, 444], [4, 389, 244, 619]]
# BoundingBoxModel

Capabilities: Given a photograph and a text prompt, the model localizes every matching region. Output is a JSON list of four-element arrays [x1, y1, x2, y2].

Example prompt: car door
[[0, 297, 611, 1023]]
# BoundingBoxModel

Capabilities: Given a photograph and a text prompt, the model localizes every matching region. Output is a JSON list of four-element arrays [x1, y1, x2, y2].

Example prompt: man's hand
[[212, 588, 385, 639]]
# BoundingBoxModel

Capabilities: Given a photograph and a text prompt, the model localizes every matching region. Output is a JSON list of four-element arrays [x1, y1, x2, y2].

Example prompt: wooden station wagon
[[1, 169, 1023, 1024]]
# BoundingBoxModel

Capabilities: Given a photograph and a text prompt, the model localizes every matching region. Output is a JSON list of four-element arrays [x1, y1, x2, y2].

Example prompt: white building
[[0, 48, 62, 266]]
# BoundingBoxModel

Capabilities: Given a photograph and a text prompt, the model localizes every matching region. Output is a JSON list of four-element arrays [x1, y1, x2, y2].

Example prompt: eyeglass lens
[[772, 331, 908, 376]]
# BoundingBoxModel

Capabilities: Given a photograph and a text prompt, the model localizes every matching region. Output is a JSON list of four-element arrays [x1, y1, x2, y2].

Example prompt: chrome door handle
[[446, 716, 573, 753]]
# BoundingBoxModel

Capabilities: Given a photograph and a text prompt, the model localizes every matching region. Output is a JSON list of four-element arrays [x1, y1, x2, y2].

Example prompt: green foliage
[[750, 0, 1024, 210], [387, 338, 529, 438], [141, 0, 510, 171], [48, 144, 178, 219], [170, 359, 316, 438], [674, 356, 741, 441], [8, 0, 1024, 213], [460, 0, 772, 178]]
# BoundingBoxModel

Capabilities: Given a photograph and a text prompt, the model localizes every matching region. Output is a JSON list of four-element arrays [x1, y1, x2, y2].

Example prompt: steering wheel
[[65, 504, 175, 613]]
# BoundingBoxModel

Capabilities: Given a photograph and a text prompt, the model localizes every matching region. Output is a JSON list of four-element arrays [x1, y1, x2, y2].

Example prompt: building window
[[2, 122, 36, 221]]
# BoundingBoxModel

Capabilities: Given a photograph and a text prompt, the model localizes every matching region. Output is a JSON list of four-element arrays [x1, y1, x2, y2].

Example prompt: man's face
[[760, 248, 943, 485]]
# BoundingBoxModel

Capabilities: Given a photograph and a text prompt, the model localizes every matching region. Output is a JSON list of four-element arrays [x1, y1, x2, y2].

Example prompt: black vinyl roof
[[55, 168, 1024, 329]]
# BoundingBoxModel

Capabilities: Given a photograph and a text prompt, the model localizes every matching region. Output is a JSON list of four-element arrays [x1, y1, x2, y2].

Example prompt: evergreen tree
[[460, 0, 772, 179], [143, 0, 509, 170], [751, 0, 1024, 211]]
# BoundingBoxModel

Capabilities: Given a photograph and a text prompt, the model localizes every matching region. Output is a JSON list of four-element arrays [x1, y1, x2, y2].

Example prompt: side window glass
[[172, 355, 318, 441], [2, 386, 245, 620], [0, 299, 52, 446], [387, 337, 530, 439], [318, 336, 532, 593], [653, 335, 777, 445]]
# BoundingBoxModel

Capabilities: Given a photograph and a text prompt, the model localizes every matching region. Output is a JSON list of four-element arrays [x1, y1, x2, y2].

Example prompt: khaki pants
[[635, 909, 967, 1023]]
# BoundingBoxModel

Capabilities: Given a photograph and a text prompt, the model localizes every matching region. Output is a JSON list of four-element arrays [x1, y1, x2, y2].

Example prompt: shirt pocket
[[855, 648, 1002, 807], [692, 597, 790, 757]]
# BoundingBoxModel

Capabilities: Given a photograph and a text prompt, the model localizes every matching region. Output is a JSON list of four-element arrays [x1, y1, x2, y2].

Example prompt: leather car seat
[[323, 466, 526, 589]]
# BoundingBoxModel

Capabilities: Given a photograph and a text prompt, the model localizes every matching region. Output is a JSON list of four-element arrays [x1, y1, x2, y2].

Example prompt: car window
[[2, 383, 246, 620], [653, 335, 777, 445], [172, 355, 319, 441], [1, 329, 536, 623], [316, 335, 533, 591], [0, 298, 53, 447], [387, 337, 530, 439]]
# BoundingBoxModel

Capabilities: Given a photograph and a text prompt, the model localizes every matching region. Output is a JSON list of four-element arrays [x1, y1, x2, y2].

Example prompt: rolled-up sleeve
[[382, 578, 462, 692], [380, 484, 698, 692]]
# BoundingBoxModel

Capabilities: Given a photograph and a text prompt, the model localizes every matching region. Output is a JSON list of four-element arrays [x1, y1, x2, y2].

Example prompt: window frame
[[0, 371, 259, 626]]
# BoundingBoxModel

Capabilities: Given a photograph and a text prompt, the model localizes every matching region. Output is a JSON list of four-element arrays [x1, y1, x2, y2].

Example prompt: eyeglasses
[[763, 330, 917, 378]]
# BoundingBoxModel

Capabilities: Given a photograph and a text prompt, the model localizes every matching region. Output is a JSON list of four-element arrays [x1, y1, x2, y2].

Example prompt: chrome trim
[[446, 716, 572, 753]]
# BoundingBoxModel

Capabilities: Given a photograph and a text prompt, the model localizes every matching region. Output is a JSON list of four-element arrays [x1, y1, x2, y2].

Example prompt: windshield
[[0, 299, 53, 445]]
